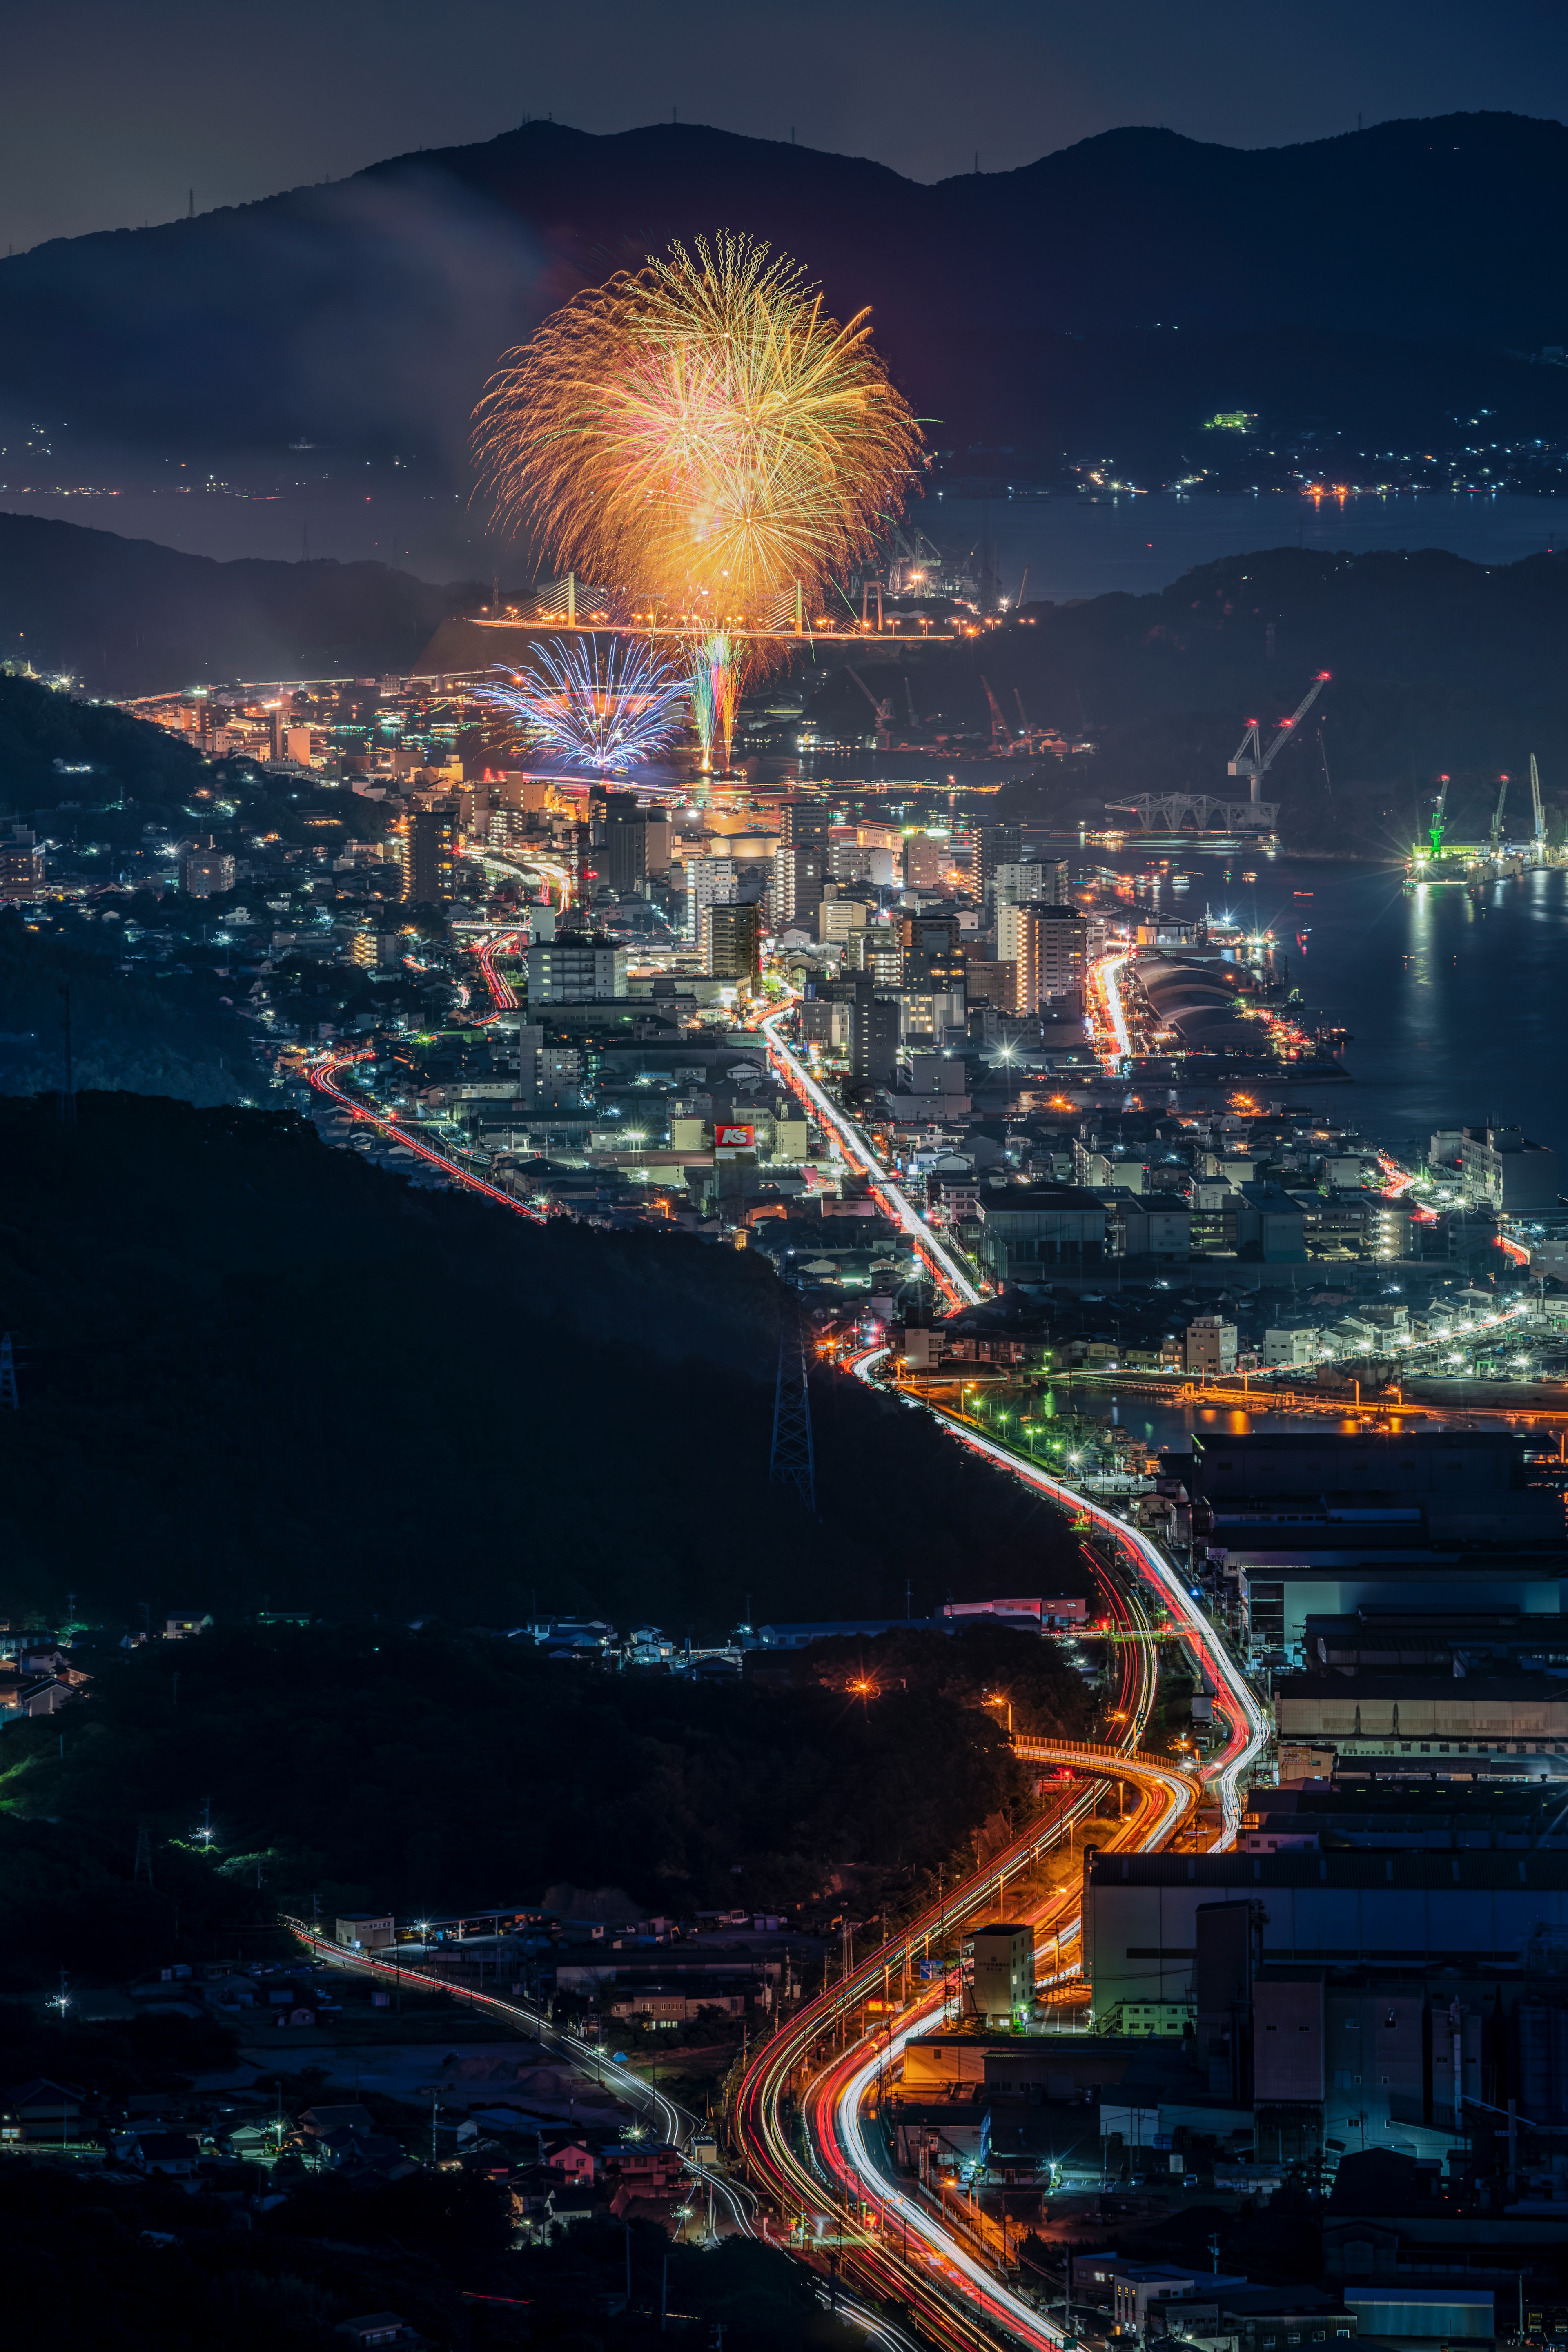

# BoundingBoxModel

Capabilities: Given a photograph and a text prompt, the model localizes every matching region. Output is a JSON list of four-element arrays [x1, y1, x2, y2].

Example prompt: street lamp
[[983, 1693, 1014, 1735]]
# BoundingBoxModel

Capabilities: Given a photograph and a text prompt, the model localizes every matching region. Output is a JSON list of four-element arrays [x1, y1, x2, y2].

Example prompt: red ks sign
[[714, 1123, 755, 1148]]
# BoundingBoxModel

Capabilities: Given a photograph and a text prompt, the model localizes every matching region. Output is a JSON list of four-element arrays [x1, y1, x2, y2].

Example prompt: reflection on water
[[1108, 1399, 1374, 1453], [1088, 848, 1568, 1164]]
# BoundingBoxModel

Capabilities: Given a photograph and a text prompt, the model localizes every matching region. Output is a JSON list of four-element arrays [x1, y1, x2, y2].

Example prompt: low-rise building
[[1184, 1317, 1237, 1375], [974, 1185, 1107, 1285], [1460, 1123, 1559, 1212]]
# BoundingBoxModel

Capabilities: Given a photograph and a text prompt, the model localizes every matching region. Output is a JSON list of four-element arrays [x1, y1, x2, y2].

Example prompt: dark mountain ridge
[[0, 510, 480, 694], [2, 112, 1565, 492]]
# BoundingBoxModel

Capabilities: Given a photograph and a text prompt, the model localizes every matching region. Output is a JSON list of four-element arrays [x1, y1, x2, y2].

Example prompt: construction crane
[[979, 673, 1011, 752], [1427, 774, 1452, 860], [1227, 670, 1330, 803], [1531, 753, 1547, 864], [844, 664, 893, 750], [1489, 773, 1510, 857], [904, 675, 918, 732]]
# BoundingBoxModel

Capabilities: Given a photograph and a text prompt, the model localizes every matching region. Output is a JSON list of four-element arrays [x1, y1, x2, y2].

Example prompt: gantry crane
[[1531, 753, 1548, 864], [844, 664, 893, 750], [1227, 670, 1331, 803]]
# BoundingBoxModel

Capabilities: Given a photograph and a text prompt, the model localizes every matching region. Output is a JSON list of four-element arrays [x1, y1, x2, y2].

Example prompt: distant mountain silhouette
[[0, 512, 480, 695], [2, 113, 1565, 490]]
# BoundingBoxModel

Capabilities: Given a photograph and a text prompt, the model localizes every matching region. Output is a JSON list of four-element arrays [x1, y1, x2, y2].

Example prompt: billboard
[[714, 1123, 755, 1149]]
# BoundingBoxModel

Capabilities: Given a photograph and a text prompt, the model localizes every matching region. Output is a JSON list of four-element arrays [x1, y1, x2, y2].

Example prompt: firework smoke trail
[[477, 636, 688, 774], [689, 631, 740, 771], [472, 233, 920, 666]]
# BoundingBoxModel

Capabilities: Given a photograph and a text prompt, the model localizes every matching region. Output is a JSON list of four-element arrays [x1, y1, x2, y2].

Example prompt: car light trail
[[730, 1365, 1195, 2348], [473, 928, 522, 1012], [758, 1007, 981, 1307], [732, 1737, 1194, 2351], [1088, 951, 1131, 1067], [729, 1351, 1266, 2344], [307, 1047, 548, 1223], [281, 1920, 759, 2232], [910, 1388, 1265, 1845]]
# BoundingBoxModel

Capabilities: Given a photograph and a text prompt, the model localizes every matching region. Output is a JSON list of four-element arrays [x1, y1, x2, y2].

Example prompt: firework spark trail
[[472, 232, 921, 663], [689, 629, 740, 767], [476, 635, 687, 774]]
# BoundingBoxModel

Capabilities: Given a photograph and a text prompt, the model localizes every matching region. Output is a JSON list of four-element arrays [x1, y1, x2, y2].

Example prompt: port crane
[[1227, 670, 1331, 804], [1489, 774, 1509, 857], [1428, 773, 1451, 859], [844, 664, 893, 749], [1109, 669, 1329, 834], [979, 673, 1011, 751], [1531, 753, 1548, 863]]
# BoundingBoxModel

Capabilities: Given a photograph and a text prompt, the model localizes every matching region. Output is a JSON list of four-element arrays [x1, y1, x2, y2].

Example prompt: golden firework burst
[[473, 232, 921, 629]]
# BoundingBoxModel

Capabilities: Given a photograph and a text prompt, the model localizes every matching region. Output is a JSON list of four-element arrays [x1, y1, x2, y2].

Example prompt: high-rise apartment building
[[847, 926, 902, 988], [701, 900, 763, 988], [401, 809, 456, 905], [525, 936, 628, 1002], [993, 859, 1068, 913], [684, 854, 737, 940], [599, 793, 649, 895], [849, 987, 900, 1087], [1013, 904, 1088, 1013], [773, 841, 828, 931], [902, 831, 949, 890], [819, 896, 868, 948], [781, 801, 835, 850], [0, 827, 43, 894], [180, 840, 236, 898], [976, 822, 1023, 904]]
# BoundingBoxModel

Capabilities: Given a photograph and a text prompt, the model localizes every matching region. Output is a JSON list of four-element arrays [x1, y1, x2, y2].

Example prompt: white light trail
[[758, 1008, 981, 1306], [850, 1347, 1267, 1843]]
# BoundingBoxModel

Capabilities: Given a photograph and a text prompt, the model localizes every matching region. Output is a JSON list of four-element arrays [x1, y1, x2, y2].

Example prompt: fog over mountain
[[2, 111, 1565, 515]]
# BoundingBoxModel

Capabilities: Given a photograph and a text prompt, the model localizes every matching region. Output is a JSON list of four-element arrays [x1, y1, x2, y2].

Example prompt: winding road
[[294, 985, 1269, 2352], [727, 1007, 1269, 2348]]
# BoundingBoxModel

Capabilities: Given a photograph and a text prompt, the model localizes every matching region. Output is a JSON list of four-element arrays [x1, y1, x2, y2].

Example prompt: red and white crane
[[1227, 670, 1330, 803]]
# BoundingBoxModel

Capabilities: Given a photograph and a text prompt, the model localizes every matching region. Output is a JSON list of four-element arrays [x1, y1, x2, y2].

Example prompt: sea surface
[[1084, 847, 1568, 1169], [2, 483, 1561, 587], [1051, 844, 1568, 1450], [930, 490, 1566, 605]]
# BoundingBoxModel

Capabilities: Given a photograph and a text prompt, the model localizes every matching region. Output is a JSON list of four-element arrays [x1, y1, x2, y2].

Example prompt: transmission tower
[[58, 983, 75, 1129], [769, 1294, 816, 1515], [0, 1334, 16, 1411]]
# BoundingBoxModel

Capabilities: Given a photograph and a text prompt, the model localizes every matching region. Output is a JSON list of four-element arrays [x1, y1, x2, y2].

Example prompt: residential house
[[298, 2104, 376, 2140], [543, 2185, 598, 2232], [544, 2137, 597, 2183], [133, 2132, 202, 2176], [5, 2078, 87, 2141]]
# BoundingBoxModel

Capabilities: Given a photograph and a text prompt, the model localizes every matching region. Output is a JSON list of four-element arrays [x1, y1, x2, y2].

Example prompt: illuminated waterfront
[[1085, 846, 1568, 1165]]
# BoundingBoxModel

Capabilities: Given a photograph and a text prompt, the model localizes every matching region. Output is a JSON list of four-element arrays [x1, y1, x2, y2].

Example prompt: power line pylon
[[769, 1293, 816, 1515], [58, 982, 76, 1129]]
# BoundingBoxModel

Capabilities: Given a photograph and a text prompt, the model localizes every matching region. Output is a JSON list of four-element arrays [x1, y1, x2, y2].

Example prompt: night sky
[[4, 0, 1565, 255]]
